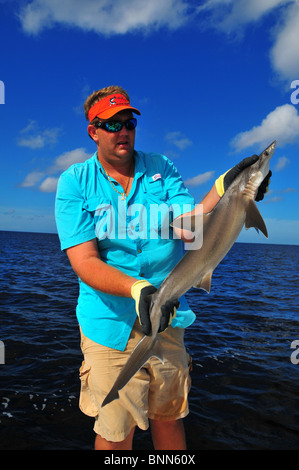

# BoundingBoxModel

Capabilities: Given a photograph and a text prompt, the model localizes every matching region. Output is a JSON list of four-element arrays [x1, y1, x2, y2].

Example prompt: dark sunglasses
[[94, 118, 137, 133]]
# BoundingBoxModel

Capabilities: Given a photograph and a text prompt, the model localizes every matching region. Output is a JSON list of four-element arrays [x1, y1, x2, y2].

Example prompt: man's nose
[[118, 124, 129, 137]]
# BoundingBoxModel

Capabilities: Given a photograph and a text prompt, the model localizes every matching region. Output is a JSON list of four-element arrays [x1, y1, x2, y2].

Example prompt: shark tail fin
[[101, 335, 164, 408], [245, 199, 268, 238]]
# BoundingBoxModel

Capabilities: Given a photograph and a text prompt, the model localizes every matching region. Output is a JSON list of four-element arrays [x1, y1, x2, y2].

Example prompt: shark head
[[230, 140, 277, 200], [171, 140, 277, 241], [249, 140, 277, 186], [250, 140, 276, 183]]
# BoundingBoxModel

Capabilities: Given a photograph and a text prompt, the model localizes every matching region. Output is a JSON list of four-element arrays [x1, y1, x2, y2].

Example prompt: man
[[55, 85, 270, 450]]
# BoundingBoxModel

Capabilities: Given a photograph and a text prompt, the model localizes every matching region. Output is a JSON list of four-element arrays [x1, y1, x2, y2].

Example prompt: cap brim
[[99, 105, 141, 120]]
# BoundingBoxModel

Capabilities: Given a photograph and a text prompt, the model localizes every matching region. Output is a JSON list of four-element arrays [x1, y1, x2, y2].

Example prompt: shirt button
[[140, 273, 144, 277], [137, 249, 142, 253]]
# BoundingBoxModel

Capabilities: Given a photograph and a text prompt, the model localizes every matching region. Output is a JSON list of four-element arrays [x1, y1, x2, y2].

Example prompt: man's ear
[[87, 124, 98, 142]]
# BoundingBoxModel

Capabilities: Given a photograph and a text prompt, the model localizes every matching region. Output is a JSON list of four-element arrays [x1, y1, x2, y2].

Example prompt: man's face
[[88, 110, 136, 165]]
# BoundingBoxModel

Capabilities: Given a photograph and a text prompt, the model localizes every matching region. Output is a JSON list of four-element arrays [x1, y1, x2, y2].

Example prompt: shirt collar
[[93, 150, 146, 180], [93, 151, 107, 178], [133, 150, 146, 180]]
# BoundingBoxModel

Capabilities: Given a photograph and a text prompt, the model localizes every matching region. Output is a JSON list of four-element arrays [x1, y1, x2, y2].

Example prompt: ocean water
[[0, 230, 298, 450]]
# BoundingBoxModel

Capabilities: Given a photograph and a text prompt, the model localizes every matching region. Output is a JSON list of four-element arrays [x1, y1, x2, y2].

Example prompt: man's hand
[[215, 155, 272, 201], [159, 299, 180, 333], [255, 170, 272, 201], [131, 280, 179, 335]]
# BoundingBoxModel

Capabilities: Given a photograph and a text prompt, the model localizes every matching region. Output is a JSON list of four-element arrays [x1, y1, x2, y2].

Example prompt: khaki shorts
[[79, 320, 192, 442]]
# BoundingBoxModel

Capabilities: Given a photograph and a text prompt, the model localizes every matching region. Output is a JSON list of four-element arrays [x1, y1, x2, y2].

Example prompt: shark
[[102, 140, 277, 407]]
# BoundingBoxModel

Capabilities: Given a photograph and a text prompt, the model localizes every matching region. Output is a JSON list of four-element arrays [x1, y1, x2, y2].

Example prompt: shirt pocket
[[79, 361, 99, 417], [147, 178, 168, 203], [83, 197, 114, 240], [145, 178, 172, 236]]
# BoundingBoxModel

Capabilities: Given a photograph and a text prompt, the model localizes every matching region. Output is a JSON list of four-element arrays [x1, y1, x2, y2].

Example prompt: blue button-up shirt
[[55, 150, 196, 350]]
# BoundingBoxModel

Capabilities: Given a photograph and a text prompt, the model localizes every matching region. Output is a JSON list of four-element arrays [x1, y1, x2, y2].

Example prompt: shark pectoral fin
[[193, 272, 213, 293], [245, 199, 268, 238], [170, 214, 199, 232]]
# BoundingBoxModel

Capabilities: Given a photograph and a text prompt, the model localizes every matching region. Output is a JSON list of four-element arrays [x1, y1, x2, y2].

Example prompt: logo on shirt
[[152, 173, 161, 182]]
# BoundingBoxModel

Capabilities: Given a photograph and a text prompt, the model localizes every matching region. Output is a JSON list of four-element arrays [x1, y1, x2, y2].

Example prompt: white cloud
[[20, 171, 45, 188], [20, 147, 90, 192], [49, 148, 90, 172], [270, 3, 299, 82], [17, 1, 299, 82], [264, 195, 284, 203], [275, 156, 290, 171], [20, 119, 38, 134], [282, 187, 297, 193], [263, 185, 297, 204], [39, 176, 59, 192], [18, 135, 47, 149], [165, 131, 193, 150], [184, 171, 215, 187], [165, 150, 180, 160], [231, 104, 299, 151], [197, 0, 299, 82], [18, 0, 190, 36], [197, 0, 290, 32], [18, 121, 60, 149]]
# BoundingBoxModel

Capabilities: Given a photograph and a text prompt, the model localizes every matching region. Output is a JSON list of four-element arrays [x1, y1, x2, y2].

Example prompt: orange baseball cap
[[88, 93, 141, 122]]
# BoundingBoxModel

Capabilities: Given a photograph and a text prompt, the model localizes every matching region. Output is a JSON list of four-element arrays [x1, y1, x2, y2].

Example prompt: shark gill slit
[[242, 180, 257, 199]]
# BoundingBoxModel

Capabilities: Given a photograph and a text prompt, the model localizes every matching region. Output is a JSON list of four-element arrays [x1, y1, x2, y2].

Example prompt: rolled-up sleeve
[[55, 170, 96, 250]]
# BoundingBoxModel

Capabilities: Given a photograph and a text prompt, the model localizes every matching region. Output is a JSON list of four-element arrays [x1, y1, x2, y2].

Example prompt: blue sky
[[0, 0, 299, 245]]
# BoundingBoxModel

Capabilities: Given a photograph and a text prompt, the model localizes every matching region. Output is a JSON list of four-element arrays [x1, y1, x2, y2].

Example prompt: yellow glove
[[131, 280, 179, 335], [131, 280, 157, 335], [214, 170, 229, 197], [215, 155, 260, 197]]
